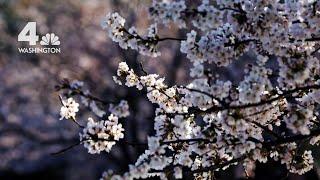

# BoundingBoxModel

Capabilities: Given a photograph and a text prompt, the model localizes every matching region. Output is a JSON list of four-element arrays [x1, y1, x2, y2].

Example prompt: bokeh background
[[0, 0, 319, 179]]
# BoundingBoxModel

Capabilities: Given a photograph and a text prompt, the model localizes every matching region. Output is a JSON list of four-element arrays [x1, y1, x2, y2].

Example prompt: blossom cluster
[[59, 97, 79, 120], [148, 0, 221, 31], [149, 0, 187, 28], [109, 100, 130, 118], [80, 114, 124, 154], [278, 56, 320, 89], [103, 0, 320, 72], [57, 79, 130, 154], [180, 25, 252, 67], [289, 150, 314, 175], [115, 62, 188, 113], [101, 13, 160, 57], [238, 65, 272, 104]]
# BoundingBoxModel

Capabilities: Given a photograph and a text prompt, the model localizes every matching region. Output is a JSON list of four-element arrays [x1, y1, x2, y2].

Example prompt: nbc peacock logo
[[40, 33, 61, 46], [17, 22, 61, 54]]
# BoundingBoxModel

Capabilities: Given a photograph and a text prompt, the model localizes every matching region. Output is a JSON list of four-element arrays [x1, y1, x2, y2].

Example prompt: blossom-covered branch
[[55, 0, 320, 179]]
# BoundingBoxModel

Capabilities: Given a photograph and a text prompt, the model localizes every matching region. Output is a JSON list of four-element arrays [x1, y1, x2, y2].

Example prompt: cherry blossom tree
[[56, 0, 320, 179]]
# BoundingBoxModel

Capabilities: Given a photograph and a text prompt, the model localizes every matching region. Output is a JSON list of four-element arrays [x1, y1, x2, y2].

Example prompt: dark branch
[[57, 82, 113, 105], [202, 84, 320, 113]]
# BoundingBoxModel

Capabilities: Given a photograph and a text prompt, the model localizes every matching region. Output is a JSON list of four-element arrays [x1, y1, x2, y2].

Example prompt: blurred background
[[0, 0, 319, 179]]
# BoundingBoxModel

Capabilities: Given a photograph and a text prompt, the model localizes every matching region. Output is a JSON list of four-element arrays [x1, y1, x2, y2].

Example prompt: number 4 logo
[[18, 22, 39, 46]]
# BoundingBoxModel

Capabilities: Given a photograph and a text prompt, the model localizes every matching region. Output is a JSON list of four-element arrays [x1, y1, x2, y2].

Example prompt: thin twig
[[139, 61, 148, 75], [51, 141, 82, 155]]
